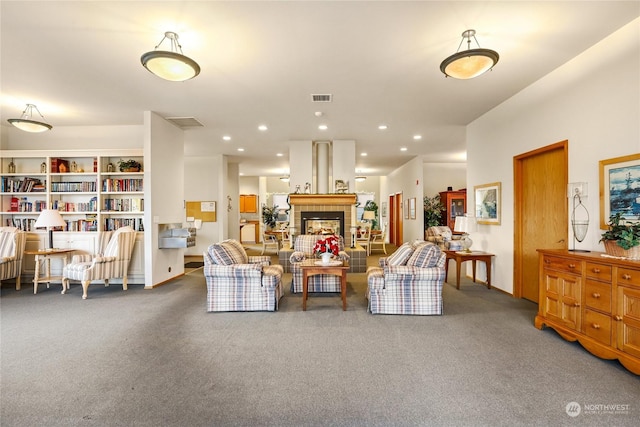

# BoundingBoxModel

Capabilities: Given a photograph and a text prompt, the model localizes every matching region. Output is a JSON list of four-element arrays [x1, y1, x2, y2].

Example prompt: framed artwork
[[474, 182, 501, 225], [404, 199, 409, 219], [381, 202, 387, 218], [599, 153, 640, 229], [409, 198, 416, 219]]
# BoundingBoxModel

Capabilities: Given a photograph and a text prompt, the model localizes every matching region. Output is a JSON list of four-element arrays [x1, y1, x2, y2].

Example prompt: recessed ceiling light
[[276, 153, 283, 157], [223, 135, 231, 141], [237, 148, 245, 152], [378, 125, 388, 130], [361, 152, 368, 157], [318, 124, 328, 130], [413, 135, 422, 140], [239, 172, 244, 176], [258, 125, 268, 131], [400, 147, 407, 151]]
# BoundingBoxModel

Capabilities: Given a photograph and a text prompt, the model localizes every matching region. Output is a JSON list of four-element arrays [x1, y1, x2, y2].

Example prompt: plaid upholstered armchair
[[425, 226, 463, 250], [289, 234, 349, 293], [203, 239, 284, 312], [0, 227, 26, 290], [62, 227, 137, 299], [366, 241, 446, 315]]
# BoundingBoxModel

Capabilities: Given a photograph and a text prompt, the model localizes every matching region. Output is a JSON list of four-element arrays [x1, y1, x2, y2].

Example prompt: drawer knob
[[568, 263, 576, 269], [614, 315, 623, 321], [544, 259, 550, 264], [622, 274, 632, 280], [592, 268, 601, 273], [592, 323, 600, 330], [592, 292, 600, 299], [573, 302, 580, 307]]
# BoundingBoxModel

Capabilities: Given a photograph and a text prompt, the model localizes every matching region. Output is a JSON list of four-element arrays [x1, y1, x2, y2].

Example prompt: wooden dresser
[[536, 249, 640, 375]]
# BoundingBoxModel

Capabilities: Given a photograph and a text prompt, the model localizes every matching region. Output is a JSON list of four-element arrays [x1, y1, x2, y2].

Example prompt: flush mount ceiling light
[[141, 31, 200, 81], [440, 29, 499, 79], [7, 104, 52, 133], [355, 175, 366, 182], [280, 176, 290, 182]]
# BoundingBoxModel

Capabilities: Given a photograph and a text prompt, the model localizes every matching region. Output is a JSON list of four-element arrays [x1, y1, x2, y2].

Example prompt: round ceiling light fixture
[[141, 31, 200, 82], [440, 29, 499, 79], [7, 104, 52, 133]]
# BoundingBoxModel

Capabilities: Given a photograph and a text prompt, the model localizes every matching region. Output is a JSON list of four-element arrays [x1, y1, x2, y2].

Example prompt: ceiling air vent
[[311, 94, 332, 103], [165, 117, 204, 128]]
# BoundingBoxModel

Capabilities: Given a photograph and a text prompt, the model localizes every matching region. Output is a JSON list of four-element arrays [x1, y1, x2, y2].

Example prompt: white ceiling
[[1, 1, 638, 177]]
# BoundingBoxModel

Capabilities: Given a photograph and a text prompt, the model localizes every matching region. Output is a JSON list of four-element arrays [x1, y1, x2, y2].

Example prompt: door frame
[[513, 140, 568, 298]]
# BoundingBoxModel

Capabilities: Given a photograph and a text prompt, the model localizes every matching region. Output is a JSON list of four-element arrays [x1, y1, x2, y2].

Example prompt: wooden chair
[[357, 224, 371, 255], [261, 233, 280, 255], [369, 223, 387, 255]]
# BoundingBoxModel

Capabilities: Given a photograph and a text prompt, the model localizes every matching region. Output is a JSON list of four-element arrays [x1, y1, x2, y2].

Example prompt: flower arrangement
[[313, 235, 340, 256]]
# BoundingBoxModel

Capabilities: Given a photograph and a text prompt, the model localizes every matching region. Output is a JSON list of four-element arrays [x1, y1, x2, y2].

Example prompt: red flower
[[313, 235, 340, 255]]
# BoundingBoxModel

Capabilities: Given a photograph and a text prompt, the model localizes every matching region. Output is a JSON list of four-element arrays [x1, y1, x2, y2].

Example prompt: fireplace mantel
[[288, 194, 357, 206]]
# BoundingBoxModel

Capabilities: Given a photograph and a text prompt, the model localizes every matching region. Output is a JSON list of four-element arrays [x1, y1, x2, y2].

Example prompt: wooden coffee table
[[25, 248, 75, 294], [300, 259, 349, 311], [444, 250, 495, 290]]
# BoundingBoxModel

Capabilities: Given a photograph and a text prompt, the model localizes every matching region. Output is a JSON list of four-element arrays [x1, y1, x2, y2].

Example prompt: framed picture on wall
[[409, 198, 416, 219], [599, 153, 640, 229], [474, 182, 501, 225], [404, 199, 409, 219]]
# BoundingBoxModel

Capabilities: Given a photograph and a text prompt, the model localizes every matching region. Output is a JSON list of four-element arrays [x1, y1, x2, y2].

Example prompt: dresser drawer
[[585, 262, 612, 282], [585, 280, 612, 313], [542, 255, 582, 275], [618, 268, 640, 287], [584, 309, 612, 346]]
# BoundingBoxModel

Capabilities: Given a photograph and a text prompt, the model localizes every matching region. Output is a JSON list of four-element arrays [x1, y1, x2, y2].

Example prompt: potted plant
[[424, 194, 444, 228], [600, 212, 640, 259], [363, 200, 379, 230], [117, 159, 141, 172], [261, 204, 278, 230], [313, 234, 340, 264]]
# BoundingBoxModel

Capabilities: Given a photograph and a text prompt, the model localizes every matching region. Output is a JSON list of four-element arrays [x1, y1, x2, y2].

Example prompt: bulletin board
[[186, 201, 217, 222]]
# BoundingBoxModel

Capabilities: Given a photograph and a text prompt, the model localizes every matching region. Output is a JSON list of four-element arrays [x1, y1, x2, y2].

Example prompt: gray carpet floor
[[1, 253, 639, 426]]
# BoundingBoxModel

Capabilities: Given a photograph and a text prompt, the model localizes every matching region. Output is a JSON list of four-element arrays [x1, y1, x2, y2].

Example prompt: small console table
[[25, 248, 75, 294], [444, 250, 495, 290], [300, 259, 349, 311]]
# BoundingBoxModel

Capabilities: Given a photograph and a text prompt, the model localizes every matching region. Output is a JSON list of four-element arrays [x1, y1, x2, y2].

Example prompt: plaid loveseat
[[0, 227, 26, 290], [366, 241, 446, 315], [289, 235, 349, 293], [203, 239, 284, 312]]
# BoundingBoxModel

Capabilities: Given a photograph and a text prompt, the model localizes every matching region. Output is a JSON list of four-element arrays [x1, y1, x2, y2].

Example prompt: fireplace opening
[[301, 211, 345, 239]]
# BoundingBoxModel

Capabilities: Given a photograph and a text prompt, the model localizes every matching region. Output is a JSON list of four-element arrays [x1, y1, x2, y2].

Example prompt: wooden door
[[388, 193, 403, 246], [514, 141, 568, 302]]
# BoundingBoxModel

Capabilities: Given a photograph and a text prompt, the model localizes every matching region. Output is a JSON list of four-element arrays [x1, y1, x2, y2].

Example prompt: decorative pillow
[[385, 242, 414, 266], [406, 244, 442, 268], [209, 240, 248, 265]]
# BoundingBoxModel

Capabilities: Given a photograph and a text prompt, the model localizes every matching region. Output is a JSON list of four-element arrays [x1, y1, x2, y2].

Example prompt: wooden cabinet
[[439, 190, 466, 230], [239, 194, 257, 213], [536, 249, 640, 375]]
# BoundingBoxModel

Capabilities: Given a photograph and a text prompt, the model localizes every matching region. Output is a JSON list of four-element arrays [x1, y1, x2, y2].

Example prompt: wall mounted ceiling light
[[141, 31, 200, 81], [440, 29, 499, 79], [7, 104, 52, 133]]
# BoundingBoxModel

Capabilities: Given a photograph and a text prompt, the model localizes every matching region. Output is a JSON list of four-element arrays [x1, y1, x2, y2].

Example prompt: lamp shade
[[454, 216, 477, 234], [35, 209, 66, 229], [363, 211, 376, 221]]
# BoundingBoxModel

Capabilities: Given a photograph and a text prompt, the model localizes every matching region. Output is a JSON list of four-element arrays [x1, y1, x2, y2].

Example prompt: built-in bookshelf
[[0, 150, 144, 233]]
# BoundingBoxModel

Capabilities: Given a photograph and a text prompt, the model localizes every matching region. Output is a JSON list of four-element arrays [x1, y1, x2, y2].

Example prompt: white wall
[[467, 18, 640, 294], [387, 156, 425, 241], [184, 154, 225, 255], [0, 125, 143, 150], [144, 112, 185, 287], [423, 163, 467, 198]]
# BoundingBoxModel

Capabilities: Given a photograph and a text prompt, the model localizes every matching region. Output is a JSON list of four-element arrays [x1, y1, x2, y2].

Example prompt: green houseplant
[[600, 212, 640, 258], [423, 194, 444, 228], [117, 159, 141, 172], [363, 200, 379, 230], [261, 204, 278, 230]]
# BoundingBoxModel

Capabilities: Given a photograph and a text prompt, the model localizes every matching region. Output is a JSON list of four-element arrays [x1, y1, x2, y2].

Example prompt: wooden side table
[[25, 248, 75, 294], [444, 250, 495, 290], [300, 260, 349, 311]]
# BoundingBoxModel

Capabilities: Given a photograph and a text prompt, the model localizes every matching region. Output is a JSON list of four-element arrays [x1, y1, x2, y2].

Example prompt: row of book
[[104, 217, 144, 232], [103, 198, 144, 212], [9, 197, 47, 212], [51, 181, 97, 192], [51, 197, 99, 212], [5, 218, 36, 231], [102, 178, 143, 192], [1, 177, 46, 193]]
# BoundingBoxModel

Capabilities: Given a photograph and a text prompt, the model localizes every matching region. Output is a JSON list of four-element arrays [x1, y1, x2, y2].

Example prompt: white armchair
[[62, 227, 137, 299], [0, 227, 26, 290]]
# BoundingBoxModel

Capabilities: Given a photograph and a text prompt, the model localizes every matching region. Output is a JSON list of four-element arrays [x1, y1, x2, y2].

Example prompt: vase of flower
[[320, 252, 333, 264], [313, 235, 340, 264]]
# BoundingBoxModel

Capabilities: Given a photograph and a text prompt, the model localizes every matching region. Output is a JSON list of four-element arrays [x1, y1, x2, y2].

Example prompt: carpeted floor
[[1, 249, 639, 426]]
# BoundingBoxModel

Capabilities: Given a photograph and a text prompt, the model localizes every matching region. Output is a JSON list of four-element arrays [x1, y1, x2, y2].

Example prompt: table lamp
[[35, 209, 66, 249], [454, 215, 477, 252]]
